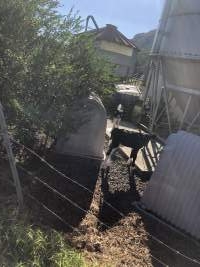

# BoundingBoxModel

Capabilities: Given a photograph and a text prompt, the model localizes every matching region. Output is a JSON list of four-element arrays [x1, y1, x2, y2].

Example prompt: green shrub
[[0, 0, 116, 147]]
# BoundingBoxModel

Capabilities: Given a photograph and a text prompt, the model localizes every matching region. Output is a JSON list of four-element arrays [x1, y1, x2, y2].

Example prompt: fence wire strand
[[0, 173, 169, 267], [18, 165, 110, 230], [0, 175, 81, 233], [0, 172, 169, 267], [150, 254, 169, 267], [12, 138, 124, 218], [26, 192, 80, 233], [10, 138, 200, 266]]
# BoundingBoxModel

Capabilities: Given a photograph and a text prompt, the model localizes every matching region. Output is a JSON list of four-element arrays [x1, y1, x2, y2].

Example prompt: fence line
[[19, 165, 110, 229], [0, 175, 80, 233], [2, 162, 199, 266], [0, 175, 168, 267], [12, 138, 124, 218], [9, 138, 200, 266], [25, 193, 169, 267], [150, 255, 169, 267], [26, 192, 80, 233], [148, 229, 200, 265], [134, 201, 200, 247]]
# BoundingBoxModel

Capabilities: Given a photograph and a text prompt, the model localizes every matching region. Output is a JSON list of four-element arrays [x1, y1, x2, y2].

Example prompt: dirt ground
[[67, 151, 200, 267], [1, 138, 200, 267]]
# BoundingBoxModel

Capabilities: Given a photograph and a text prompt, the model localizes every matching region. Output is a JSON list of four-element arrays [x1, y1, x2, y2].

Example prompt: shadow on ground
[[98, 164, 200, 267], [98, 165, 151, 228], [20, 153, 100, 232], [141, 210, 200, 267]]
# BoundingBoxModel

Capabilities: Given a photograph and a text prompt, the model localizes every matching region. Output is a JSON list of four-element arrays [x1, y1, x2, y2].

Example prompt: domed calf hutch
[[55, 94, 106, 160], [51, 94, 107, 228]]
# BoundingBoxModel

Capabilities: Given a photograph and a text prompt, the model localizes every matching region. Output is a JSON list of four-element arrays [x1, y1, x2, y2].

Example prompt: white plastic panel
[[142, 131, 200, 238], [55, 94, 106, 159]]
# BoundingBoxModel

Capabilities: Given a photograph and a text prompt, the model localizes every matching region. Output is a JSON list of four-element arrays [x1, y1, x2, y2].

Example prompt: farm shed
[[142, 131, 200, 239], [89, 24, 139, 78]]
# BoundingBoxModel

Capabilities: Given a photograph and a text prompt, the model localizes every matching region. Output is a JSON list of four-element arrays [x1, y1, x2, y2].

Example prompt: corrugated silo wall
[[148, 0, 200, 132]]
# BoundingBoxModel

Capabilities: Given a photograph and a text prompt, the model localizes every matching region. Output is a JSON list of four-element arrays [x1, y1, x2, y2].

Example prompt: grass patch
[[0, 205, 86, 267]]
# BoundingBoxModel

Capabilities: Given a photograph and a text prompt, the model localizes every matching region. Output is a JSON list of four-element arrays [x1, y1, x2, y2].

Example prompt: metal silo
[[145, 0, 200, 136]]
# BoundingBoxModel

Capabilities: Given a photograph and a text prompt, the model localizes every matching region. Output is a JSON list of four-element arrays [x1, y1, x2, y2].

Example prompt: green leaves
[[0, 0, 116, 147]]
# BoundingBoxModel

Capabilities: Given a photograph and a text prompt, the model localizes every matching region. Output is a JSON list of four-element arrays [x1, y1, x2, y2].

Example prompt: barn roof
[[88, 24, 139, 50]]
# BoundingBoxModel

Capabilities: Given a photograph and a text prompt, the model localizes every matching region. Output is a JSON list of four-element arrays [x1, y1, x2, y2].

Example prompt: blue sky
[[58, 0, 165, 38]]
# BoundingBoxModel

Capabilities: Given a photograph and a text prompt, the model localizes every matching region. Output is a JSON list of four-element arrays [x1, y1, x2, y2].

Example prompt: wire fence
[[18, 165, 110, 230], [151, 254, 169, 267], [2, 136, 200, 266], [26, 192, 80, 233], [1, 172, 168, 267], [11, 138, 124, 218], [0, 175, 82, 233]]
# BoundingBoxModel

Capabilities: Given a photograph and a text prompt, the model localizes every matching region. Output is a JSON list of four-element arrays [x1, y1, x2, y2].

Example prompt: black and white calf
[[102, 128, 156, 169]]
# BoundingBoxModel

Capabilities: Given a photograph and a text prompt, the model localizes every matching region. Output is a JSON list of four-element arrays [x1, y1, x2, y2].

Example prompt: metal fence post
[[0, 103, 23, 208]]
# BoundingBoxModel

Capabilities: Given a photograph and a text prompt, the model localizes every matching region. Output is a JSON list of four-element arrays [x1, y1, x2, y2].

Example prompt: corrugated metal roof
[[88, 24, 139, 50], [142, 131, 200, 239]]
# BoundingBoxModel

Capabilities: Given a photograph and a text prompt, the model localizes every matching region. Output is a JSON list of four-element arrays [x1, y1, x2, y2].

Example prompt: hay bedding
[[3, 138, 199, 267], [65, 140, 200, 267], [66, 141, 153, 267]]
